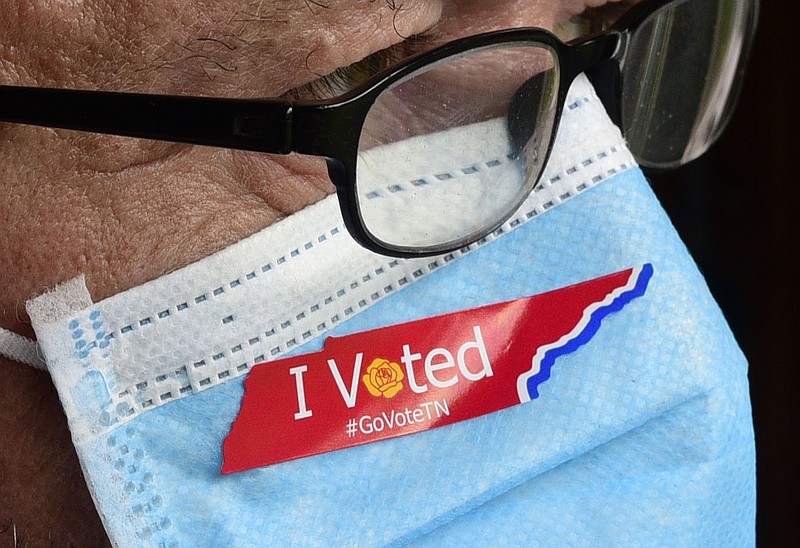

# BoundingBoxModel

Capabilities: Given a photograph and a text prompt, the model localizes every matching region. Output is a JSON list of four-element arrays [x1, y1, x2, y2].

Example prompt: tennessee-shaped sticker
[[222, 264, 653, 474]]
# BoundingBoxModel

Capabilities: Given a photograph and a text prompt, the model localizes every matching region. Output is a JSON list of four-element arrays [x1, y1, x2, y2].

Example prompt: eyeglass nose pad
[[324, 157, 349, 190], [585, 60, 622, 128], [506, 73, 545, 160]]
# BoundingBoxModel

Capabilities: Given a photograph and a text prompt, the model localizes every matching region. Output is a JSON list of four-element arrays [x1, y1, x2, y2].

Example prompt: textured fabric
[[27, 76, 755, 547]]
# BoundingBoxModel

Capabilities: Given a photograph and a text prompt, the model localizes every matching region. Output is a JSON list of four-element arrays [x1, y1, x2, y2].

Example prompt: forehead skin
[[0, 0, 625, 545]]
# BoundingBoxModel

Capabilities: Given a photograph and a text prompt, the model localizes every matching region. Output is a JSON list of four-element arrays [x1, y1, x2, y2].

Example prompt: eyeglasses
[[0, 0, 759, 257]]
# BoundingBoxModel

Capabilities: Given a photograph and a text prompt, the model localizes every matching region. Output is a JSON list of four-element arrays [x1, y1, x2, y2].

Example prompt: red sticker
[[222, 264, 653, 474]]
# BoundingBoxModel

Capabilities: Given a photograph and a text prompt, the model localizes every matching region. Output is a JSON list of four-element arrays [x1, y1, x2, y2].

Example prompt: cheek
[[0, 126, 334, 331], [55, 132, 188, 174], [226, 150, 335, 215]]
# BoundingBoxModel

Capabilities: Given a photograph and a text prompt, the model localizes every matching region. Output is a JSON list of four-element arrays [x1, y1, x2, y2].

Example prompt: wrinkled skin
[[0, 0, 633, 544]]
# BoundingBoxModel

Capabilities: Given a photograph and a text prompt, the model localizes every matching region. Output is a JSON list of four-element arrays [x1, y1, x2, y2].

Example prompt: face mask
[[19, 75, 754, 546]]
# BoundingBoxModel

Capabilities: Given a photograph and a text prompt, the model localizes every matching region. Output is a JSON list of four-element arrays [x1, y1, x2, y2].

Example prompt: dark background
[[648, 1, 797, 545]]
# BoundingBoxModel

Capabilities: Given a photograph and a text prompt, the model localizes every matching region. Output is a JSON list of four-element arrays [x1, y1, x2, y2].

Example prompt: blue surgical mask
[[16, 75, 754, 547]]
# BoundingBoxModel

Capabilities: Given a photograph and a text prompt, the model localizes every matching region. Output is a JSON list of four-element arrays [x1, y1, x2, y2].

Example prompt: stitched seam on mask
[[103, 142, 635, 425], [119, 255, 462, 411], [113, 145, 635, 418], [102, 94, 596, 340], [566, 96, 591, 111], [106, 227, 345, 339], [361, 95, 593, 202], [104, 425, 173, 543], [168, 135, 625, 393], [116, 256, 415, 406], [363, 155, 516, 201], [523, 145, 631, 217]]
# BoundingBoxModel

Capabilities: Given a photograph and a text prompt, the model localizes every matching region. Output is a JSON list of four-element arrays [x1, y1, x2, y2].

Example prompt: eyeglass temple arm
[[0, 85, 294, 154]]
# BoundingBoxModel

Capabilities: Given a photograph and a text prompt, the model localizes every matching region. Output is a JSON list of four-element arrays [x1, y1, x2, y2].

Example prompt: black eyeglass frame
[[0, 0, 759, 257]]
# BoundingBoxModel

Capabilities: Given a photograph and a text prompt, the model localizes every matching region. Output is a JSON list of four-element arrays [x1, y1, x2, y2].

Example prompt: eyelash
[[285, 52, 396, 101]]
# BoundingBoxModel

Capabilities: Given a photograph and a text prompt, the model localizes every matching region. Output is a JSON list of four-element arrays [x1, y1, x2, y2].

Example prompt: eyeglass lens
[[353, 0, 753, 252], [622, 0, 755, 168], [355, 44, 560, 252]]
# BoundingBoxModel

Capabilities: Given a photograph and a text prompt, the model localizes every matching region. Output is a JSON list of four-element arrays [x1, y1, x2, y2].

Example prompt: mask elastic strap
[[0, 325, 45, 369]]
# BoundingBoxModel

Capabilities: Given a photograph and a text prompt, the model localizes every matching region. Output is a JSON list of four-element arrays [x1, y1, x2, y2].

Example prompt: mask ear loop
[[0, 325, 46, 369]]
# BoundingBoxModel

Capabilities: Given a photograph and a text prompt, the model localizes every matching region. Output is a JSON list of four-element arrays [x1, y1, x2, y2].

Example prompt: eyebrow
[[285, 29, 445, 100]]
